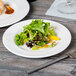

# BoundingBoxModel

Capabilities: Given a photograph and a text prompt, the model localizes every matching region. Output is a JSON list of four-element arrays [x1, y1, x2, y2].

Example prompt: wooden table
[[0, 0, 76, 76]]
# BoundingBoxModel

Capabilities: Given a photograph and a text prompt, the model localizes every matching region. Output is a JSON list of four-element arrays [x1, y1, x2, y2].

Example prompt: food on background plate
[[5, 4, 14, 14], [0, 0, 4, 15], [15, 19, 60, 50], [0, 0, 14, 15]]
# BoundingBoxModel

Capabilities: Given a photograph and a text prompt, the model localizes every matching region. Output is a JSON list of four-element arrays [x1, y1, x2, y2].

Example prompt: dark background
[[27, 0, 36, 2]]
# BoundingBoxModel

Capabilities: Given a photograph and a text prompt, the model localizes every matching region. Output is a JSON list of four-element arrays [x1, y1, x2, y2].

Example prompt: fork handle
[[27, 55, 69, 74]]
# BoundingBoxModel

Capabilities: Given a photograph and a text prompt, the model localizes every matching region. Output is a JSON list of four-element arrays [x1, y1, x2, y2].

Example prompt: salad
[[15, 19, 60, 50]]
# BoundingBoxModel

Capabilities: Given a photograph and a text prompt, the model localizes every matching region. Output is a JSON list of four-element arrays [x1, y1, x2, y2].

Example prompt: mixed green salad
[[15, 19, 60, 50]]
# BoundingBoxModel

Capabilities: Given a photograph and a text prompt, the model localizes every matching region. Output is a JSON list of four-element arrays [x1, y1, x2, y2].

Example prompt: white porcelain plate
[[2, 19, 72, 58], [0, 0, 30, 28]]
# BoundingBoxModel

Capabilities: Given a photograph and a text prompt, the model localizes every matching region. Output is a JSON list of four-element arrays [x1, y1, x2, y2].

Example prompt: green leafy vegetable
[[15, 19, 59, 50]]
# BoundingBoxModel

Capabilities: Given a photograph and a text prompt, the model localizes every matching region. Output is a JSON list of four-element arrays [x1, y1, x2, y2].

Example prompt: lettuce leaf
[[25, 19, 45, 33]]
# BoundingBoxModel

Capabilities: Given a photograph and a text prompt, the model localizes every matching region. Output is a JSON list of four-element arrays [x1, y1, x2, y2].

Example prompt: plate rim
[[2, 19, 72, 58]]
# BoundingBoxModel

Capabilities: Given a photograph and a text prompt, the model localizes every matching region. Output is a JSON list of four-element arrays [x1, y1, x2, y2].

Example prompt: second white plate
[[2, 19, 72, 58], [0, 0, 30, 28]]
